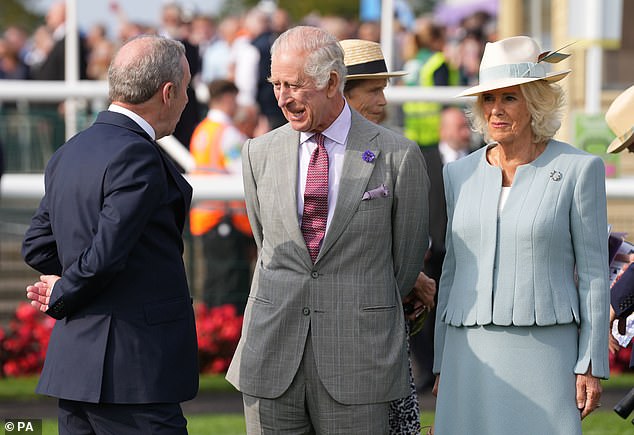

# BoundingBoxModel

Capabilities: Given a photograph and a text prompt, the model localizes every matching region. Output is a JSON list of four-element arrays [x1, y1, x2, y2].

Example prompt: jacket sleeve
[[391, 142, 429, 299], [433, 163, 456, 374], [22, 193, 63, 275], [611, 266, 634, 318], [571, 156, 610, 379], [241, 138, 263, 251]]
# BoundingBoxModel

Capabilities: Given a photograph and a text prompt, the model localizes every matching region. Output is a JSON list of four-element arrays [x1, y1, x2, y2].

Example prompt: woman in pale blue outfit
[[432, 36, 609, 435]]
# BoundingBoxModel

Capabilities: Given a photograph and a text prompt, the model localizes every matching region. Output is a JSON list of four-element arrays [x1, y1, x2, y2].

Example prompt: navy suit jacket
[[419, 146, 447, 282], [611, 266, 634, 367], [22, 111, 198, 403]]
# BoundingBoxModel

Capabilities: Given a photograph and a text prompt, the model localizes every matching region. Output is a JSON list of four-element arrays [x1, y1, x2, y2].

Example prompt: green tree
[[276, 0, 359, 21], [220, 0, 359, 22], [0, 0, 42, 33]]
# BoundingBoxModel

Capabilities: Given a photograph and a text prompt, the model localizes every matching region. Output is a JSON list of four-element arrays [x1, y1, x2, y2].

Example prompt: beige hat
[[457, 35, 571, 97], [339, 39, 407, 80], [606, 85, 634, 153]]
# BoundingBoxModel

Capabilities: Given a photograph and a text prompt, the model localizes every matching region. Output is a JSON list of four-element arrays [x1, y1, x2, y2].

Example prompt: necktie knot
[[314, 132, 325, 147]]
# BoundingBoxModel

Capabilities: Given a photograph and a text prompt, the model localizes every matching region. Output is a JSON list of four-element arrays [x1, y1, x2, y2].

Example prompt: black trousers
[[58, 399, 187, 435], [201, 217, 256, 313]]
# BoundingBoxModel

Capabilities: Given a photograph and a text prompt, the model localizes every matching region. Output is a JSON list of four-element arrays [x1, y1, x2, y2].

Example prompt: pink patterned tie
[[301, 133, 329, 263]]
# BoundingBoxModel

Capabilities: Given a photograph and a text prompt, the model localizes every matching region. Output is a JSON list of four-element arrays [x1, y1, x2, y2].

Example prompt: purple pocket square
[[362, 184, 389, 200]]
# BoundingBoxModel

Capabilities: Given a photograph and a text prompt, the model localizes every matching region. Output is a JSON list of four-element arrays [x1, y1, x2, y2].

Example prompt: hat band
[[346, 59, 388, 76], [617, 125, 634, 144], [479, 62, 548, 83]]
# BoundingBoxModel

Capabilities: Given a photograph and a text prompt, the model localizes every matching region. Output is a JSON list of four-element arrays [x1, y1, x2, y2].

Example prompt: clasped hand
[[26, 275, 60, 312], [403, 272, 436, 321]]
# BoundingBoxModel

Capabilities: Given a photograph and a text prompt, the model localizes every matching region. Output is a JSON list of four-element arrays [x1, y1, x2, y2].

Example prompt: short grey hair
[[270, 26, 346, 93], [469, 80, 565, 144], [108, 35, 186, 104]]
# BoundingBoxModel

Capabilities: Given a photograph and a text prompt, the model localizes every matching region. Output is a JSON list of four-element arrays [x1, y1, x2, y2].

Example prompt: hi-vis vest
[[403, 51, 459, 147], [189, 118, 252, 237]]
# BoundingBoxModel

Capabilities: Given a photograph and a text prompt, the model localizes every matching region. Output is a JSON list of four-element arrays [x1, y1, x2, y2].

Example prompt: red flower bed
[[0, 303, 54, 377], [0, 302, 243, 377], [610, 345, 633, 374], [195, 303, 243, 374]]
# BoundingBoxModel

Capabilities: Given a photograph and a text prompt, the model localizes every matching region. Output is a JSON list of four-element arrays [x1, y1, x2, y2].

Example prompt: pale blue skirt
[[434, 323, 582, 435]]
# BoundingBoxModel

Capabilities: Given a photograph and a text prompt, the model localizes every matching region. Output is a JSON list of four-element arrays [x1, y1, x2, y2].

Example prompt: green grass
[[4, 371, 631, 399], [0, 375, 40, 401], [0, 374, 237, 400], [35, 411, 634, 435], [420, 411, 634, 435], [5, 373, 634, 434], [604, 371, 634, 389]]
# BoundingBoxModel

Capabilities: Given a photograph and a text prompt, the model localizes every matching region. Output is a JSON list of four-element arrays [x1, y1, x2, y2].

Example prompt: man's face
[[441, 108, 472, 151], [269, 51, 337, 132], [345, 78, 388, 124]]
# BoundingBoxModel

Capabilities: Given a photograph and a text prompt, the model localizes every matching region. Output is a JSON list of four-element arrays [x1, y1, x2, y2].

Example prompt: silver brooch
[[549, 170, 562, 181]]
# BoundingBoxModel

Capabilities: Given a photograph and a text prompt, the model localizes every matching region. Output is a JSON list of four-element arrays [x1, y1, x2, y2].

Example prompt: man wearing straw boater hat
[[432, 35, 609, 434], [340, 39, 408, 124]]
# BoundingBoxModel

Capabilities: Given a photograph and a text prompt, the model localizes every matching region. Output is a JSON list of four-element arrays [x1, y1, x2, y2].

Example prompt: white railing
[[0, 80, 471, 103], [3, 172, 633, 208], [0, 80, 633, 204], [0, 173, 245, 208]]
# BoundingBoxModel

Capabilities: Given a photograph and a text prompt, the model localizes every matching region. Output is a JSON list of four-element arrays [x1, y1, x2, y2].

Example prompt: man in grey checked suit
[[226, 25, 429, 434]]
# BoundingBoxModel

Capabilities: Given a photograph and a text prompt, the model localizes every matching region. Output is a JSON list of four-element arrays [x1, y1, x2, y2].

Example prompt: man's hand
[[412, 271, 436, 309], [26, 275, 60, 312], [432, 374, 440, 397]]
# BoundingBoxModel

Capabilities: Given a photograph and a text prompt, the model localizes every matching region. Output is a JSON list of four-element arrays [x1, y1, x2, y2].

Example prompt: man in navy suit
[[22, 35, 198, 434]]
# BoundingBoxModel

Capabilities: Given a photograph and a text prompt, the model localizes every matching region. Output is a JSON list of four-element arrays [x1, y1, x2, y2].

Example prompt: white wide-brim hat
[[457, 35, 571, 97], [340, 39, 408, 80], [606, 84, 634, 153]]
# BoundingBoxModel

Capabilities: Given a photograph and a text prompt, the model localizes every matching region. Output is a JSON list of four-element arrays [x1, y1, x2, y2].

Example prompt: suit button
[[302, 307, 310, 315], [311, 271, 319, 279]]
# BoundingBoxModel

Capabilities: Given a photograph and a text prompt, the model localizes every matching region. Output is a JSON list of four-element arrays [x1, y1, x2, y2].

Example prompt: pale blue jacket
[[433, 140, 610, 378]]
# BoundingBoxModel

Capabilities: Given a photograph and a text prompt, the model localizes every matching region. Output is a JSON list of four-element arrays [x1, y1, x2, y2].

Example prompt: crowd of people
[[0, 1, 496, 140], [9, 1, 634, 434]]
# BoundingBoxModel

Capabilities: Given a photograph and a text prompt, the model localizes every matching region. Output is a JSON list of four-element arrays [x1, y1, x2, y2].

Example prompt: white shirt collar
[[439, 140, 467, 164], [108, 104, 156, 140], [299, 101, 351, 146]]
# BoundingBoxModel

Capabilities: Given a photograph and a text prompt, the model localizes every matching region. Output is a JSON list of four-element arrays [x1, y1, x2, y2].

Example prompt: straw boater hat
[[339, 39, 407, 80], [457, 35, 571, 97], [606, 84, 634, 153]]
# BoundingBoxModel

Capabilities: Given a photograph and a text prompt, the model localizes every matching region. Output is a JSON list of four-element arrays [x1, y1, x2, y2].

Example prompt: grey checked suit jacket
[[226, 110, 429, 404]]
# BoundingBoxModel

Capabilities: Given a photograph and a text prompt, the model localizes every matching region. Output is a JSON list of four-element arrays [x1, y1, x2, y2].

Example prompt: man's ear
[[327, 71, 340, 98], [162, 82, 174, 104]]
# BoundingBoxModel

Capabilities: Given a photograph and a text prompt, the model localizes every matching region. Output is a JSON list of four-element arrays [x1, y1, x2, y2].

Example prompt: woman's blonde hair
[[468, 80, 565, 144]]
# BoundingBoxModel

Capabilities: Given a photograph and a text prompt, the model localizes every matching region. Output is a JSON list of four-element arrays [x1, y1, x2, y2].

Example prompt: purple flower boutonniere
[[362, 150, 376, 163]]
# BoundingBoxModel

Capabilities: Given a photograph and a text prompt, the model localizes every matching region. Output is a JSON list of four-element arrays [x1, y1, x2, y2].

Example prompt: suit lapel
[[156, 146, 192, 228], [272, 127, 311, 263], [318, 112, 379, 261]]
